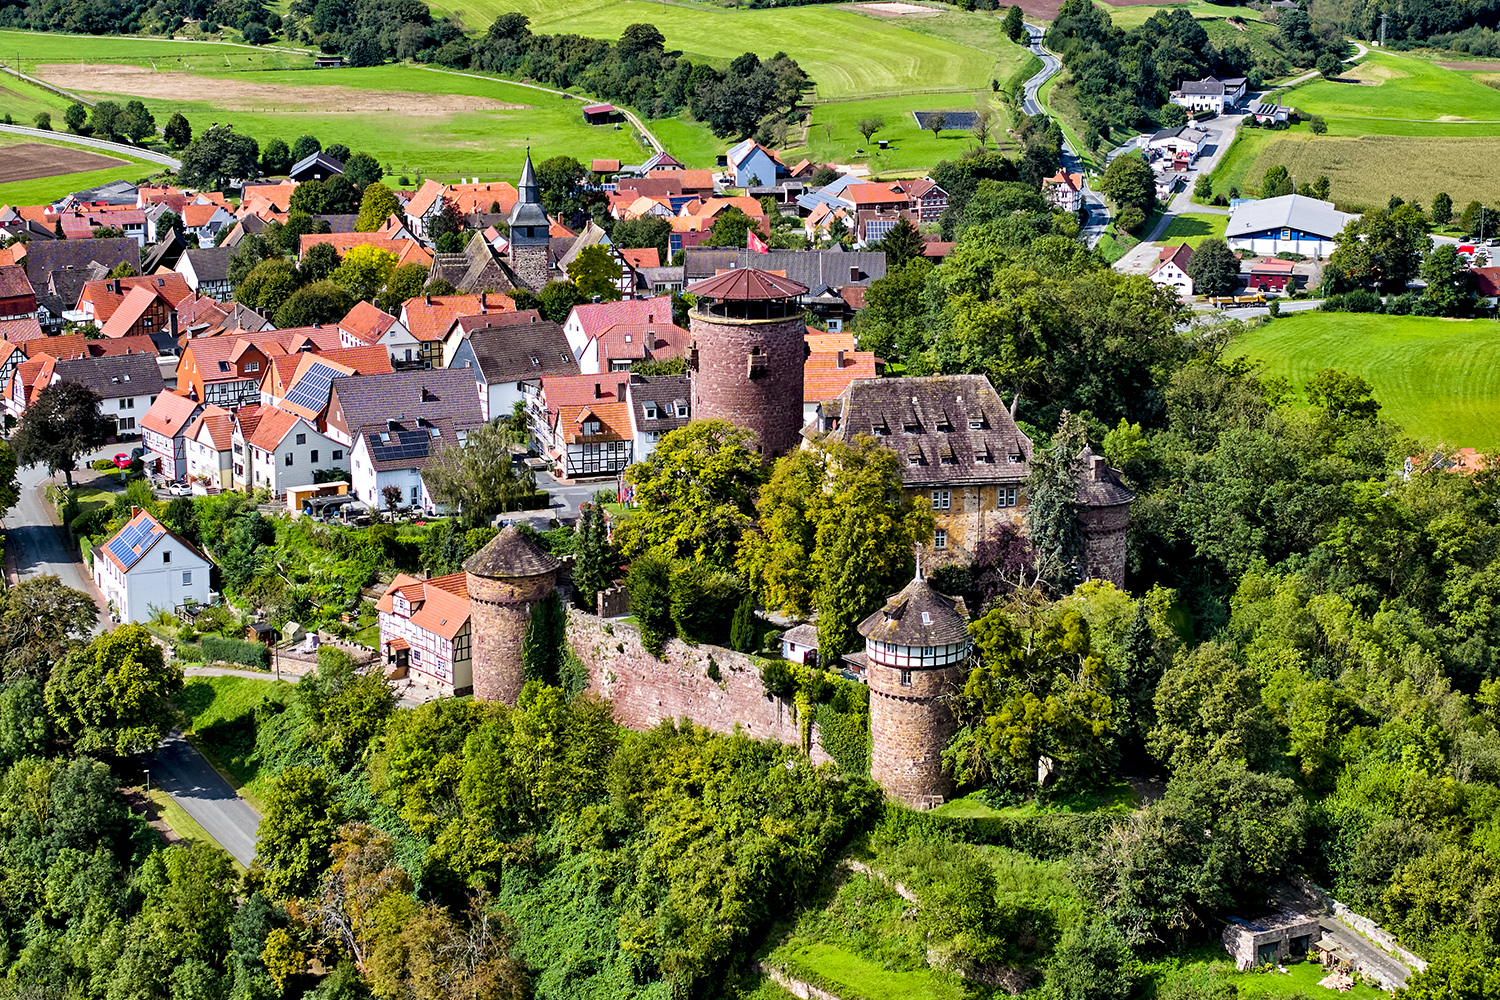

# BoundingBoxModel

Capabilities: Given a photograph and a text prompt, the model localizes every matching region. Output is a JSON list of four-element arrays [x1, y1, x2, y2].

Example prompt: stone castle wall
[[689, 309, 806, 459], [1078, 503, 1130, 589], [467, 568, 556, 703], [567, 610, 829, 763]]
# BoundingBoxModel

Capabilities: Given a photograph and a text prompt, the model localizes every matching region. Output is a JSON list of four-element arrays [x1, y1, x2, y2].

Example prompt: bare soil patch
[[1438, 61, 1500, 71], [33, 64, 531, 114], [0, 143, 126, 184], [842, 1, 942, 15]]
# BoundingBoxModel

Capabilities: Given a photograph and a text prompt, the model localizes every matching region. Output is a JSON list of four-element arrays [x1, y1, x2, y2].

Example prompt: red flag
[[747, 229, 769, 253]]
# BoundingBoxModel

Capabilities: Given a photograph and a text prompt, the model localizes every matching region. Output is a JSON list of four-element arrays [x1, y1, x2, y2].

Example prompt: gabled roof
[[618, 247, 660, 270], [331, 368, 484, 440], [726, 138, 781, 170], [90, 334, 160, 358], [1250, 258, 1297, 274], [83, 273, 192, 324], [339, 300, 401, 345], [628, 373, 690, 436], [465, 319, 578, 384], [0, 263, 35, 301], [1151, 243, 1194, 275], [592, 158, 622, 174], [141, 391, 203, 438], [566, 296, 672, 340], [187, 403, 235, 452], [1225, 194, 1358, 241], [246, 404, 309, 451], [841, 182, 910, 207], [857, 575, 970, 647], [21, 334, 87, 360], [1, 317, 44, 342], [290, 151, 345, 177], [592, 321, 690, 364], [99, 285, 162, 338], [182, 247, 232, 284], [402, 293, 514, 343], [687, 267, 807, 300], [804, 350, 879, 403], [53, 352, 163, 399], [278, 353, 359, 420], [405, 179, 448, 220], [538, 373, 631, 443], [376, 572, 472, 639], [100, 507, 208, 574]]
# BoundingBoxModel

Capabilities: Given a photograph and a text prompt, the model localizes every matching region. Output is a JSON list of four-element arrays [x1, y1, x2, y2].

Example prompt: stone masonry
[[867, 657, 966, 808], [689, 308, 807, 459], [508, 242, 550, 293], [1078, 502, 1130, 590], [464, 526, 561, 704]]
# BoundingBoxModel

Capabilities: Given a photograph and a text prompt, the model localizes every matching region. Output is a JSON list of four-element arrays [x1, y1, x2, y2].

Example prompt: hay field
[[1284, 51, 1500, 132], [1232, 312, 1500, 452], [780, 92, 1013, 174], [0, 29, 311, 71]]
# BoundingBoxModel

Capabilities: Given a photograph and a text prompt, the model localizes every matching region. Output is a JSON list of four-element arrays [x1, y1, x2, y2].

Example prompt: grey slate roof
[[331, 368, 484, 441], [23, 238, 141, 308], [465, 319, 578, 384], [184, 247, 232, 284], [1225, 194, 1358, 241], [819, 374, 1032, 487], [857, 576, 971, 647], [683, 247, 885, 287], [142, 233, 188, 275], [464, 524, 561, 578], [54, 352, 164, 400], [65, 180, 138, 206], [316, 214, 359, 233], [628, 374, 690, 435], [1077, 447, 1135, 507], [290, 152, 345, 179]]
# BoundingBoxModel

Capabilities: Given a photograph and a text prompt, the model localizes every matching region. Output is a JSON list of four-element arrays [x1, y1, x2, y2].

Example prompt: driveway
[[1146, 113, 1246, 243], [143, 730, 262, 868]]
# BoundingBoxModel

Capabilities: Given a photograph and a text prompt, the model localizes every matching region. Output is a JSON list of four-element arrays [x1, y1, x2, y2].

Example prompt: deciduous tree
[[566, 244, 622, 302], [12, 382, 112, 489], [251, 765, 345, 899], [355, 182, 399, 232], [421, 419, 535, 527], [44, 623, 184, 756], [163, 112, 191, 149], [1185, 237, 1239, 296], [1099, 152, 1156, 212]]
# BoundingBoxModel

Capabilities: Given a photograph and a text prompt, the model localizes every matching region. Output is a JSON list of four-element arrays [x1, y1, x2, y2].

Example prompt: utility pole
[[1379, 13, 1388, 47]]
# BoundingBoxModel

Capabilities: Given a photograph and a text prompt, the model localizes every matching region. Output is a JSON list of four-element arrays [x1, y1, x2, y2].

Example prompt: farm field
[[29, 62, 651, 181], [0, 29, 313, 71], [1103, 0, 1266, 29], [1282, 51, 1500, 132], [1158, 211, 1227, 246], [779, 92, 1011, 176], [1231, 312, 1500, 452], [525, 2, 1020, 100], [0, 133, 158, 204]]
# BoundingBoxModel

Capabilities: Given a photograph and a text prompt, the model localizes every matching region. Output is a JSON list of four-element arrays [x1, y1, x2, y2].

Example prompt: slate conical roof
[[517, 147, 539, 203], [1076, 446, 1135, 507], [857, 575, 971, 647], [508, 148, 549, 230], [463, 524, 560, 579], [685, 267, 808, 301]]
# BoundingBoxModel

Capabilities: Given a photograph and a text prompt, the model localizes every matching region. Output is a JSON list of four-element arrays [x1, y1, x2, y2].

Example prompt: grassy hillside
[[1231, 312, 1500, 451], [0, 29, 313, 70], [779, 92, 1013, 176], [1283, 51, 1500, 132]]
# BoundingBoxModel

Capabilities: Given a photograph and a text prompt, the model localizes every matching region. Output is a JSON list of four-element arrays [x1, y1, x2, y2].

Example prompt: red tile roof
[[376, 572, 471, 640], [1, 317, 45, 343], [539, 374, 631, 444], [99, 284, 160, 338], [81, 273, 193, 323], [22, 334, 87, 360], [247, 404, 306, 451], [402, 293, 514, 343], [339, 300, 400, 345], [618, 247, 661, 270], [0, 263, 34, 301], [141, 391, 202, 438], [804, 350, 879, 403], [187, 403, 235, 452], [567, 296, 672, 340]]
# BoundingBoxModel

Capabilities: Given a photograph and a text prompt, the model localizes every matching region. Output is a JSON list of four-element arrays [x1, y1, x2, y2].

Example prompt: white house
[[1250, 101, 1291, 124], [53, 353, 163, 439], [232, 404, 348, 494], [561, 296, 672, 362], [93, 507, 212, 623], [175, 247, 234, 301], [375, 572, 473, 695], [446, 316, 578, 421], [141, 392, 205, 481], [1149, 244, 1195, 299], [338, 300, 420, 367], [1042, 170, 1084, 213], [625, 373, 690, 465], [184, 404, 235, 489], [780, 623, 819, 665], [349, 428, 447, 512], [1226, 194, 1358, 258], [1169, 75, 1247, 114], [1146, 126, 1211, 163]]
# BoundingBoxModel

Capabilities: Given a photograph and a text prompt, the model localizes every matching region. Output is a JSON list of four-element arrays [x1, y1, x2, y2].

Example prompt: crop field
[[1283, 51, 1500, 133], [1231, 312, 1500, 452], [1104, 0, 1265, 28], [29, 62, 650, 181], [0, 141, 124, 183], [0, 133, 157, 204], [525, 2, 1018, 100], [779, 92, 1013, 175]]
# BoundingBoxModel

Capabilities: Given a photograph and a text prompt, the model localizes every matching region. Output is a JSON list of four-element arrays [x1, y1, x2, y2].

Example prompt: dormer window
[[676, 403, 688, 417], [245, 362, 258, 372], [969, 415, 985, 429], [583, 420, 601, 434], [936, 416, 953, 432], [644, 403, 658, 419], [1009, 452, 1023, 463]]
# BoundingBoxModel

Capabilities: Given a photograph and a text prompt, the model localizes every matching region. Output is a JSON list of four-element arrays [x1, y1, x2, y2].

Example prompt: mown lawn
[[1147, 946, 1386, 1000], [1284, 51, 1500, 129], [1159, 211, 1227, 246], [781, 943, 967, 1000], [779, 92, 1013, 176], [0, 29, 311, 71], [176, 674, 297, 808], [1232, 312, 1500, 451], [1104, 0, 1266, 28]]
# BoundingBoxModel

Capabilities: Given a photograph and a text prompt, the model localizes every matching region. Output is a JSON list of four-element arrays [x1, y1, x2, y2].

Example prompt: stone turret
[[861, 575, 973, 809], [1076, 446, 1134, 589], [463, 525, 560, 703], [686, 267, 809, 460], [506, 148, 551, 292]]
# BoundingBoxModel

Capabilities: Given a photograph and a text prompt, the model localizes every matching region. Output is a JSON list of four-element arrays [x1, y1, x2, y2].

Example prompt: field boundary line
[[0, 63, 93, 106], [0, 123, 180, 169], [413, 65, 664, 156]]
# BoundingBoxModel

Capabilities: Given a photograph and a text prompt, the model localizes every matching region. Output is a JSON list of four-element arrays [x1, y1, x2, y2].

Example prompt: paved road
[[1019, 23, 1109, 245], [144, 730, 261, 867], [1143, 112, 1247, 244]]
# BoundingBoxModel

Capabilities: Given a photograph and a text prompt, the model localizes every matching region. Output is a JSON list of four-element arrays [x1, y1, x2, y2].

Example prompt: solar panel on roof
[[283, 361, 342, 412]]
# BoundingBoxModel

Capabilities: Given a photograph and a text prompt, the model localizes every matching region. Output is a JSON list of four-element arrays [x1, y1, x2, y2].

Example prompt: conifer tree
[[1024, 412, 1087, 594], [572, 503, 615, 612]]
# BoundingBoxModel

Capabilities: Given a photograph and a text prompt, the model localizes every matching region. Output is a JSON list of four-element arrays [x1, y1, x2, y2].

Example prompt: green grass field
[[527, 2, 1019, 100], [0, 133, 163, 205], [177, 674, 297, 809], [1283, 51, 1500, 132], [1159, 211, 1227, 246], [0, 28, 313, 71], [1232, 312, 1500, 451], [781, 943, 966, 1000], [1104, 0, 1266, 28], [779, 92, 1011, 176]]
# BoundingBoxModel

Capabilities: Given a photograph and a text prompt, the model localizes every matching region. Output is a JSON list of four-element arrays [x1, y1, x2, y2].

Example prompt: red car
[[113, 453, 131, 469]]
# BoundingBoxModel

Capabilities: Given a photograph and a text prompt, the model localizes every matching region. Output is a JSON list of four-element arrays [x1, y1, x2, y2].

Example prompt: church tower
[[507, 148, 551, 292]]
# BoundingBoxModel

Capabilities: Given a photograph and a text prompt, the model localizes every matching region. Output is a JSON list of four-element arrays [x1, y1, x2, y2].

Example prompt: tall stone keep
[[1076, 446, 1134, 589], [506, 148, 551, 292], [463, 525, 560, 704], [686, 267, 808, 459], [859, 576, 973, 809]]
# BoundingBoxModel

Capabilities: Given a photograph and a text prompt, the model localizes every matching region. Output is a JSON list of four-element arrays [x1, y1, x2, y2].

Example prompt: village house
[[289, 151, 345, 183], [259, 347, 391, 412], [561, 296, 673, 362], [53, 352, 163, 437], [576, 318, 691, 376], [93, 507, 213, 623], [803, 347, 881, 426], [625, 373, 690, 464], [179, 202, 236, 245], [815, 374, 1033, 564], [337, 300, 418, 366], [183, 403, 235, 489], [1249, 101, 1291, 124], [529, 374, 633, 479], [1146, 125, 1211, 166], [1247, 257, 1297, 292], [176, 326, 344, 409], [725, 139, 783, 189], [1169, 75, 1247, 114], [1226, 194, 1357, 258], [80, 274, 193, 334], [0, 263, 42, 343], [376, 572, 473, 695], [231, 403, 347, 495], [780, 623, 819, 665], [20, 237, 140, 332], [446, 315, 579, 421], [399, 292, 515, 370], [174, 247, 234, 300], [1150, 244, 1195, 299], [1042, 170, 1085, 213], [141, 392, 205, 481]]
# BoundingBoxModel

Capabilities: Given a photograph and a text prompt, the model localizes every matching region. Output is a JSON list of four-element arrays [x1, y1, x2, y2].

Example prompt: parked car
[[167, 481, 192, 497], [113, 453, 131, 469], [130, 447, 145, 459]]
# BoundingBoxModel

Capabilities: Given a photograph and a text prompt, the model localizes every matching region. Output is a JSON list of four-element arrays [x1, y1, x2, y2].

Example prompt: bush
[[760, 659, 797, 701], [669, 562, 748, 645], [1267, 299, 1280, 318], [1117, 206, 1146, 235], [91, 459, 117, 472], [175, 642, 205, 662], [626, 551, 675, 657], [201, 634, 270, 668], [1322, 289, 1382, 313]]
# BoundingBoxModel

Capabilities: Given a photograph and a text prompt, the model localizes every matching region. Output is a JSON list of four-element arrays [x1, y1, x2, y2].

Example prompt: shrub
[[669, 561, 748, 645], [626, 551, 675, 657], [1117, 206, 1146, 235], [201, 634, 270, 668], [760, 660, 797, 701], [1267, 299, 1280, 318], [175, 642, 204, 662]]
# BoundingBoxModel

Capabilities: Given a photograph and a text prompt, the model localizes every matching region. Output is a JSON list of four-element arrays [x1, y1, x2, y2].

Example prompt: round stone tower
[[686, 267, 809, 460], [463, 525, 561, 704], [861, 575, 973, 809], [1075, 446, 1135, 590]]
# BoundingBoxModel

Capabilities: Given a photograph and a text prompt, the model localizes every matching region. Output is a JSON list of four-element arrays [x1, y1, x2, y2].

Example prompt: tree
[[1421, 243, 1472, 314], [1260, 164, 1293, 198], [44, 623, 184, 756], [971, 110, 994, 148], [32, 111, 50, 130], [1326, 204, 1430, 293], [1148, 642, 1279, 774], [1185, 237, 1239, 296], [289, 179, 328, 214], [1193, 174, 1213, 200], [926, 112, 947, 139], [0, 574, 98, 681], [155, 209, 184, 242], [1025, 413, 1087, 594], [237, 257, 300, 314], [321, 175, 359, 214], [705, 207, 761, 248], [873, 217, 926, 268], [1304, 368, 1381, 421], [1433, 191, 1454, 226], [273, 280, 356, 329], [811, 165, 839, 189], [566, 244, 622, 302], [343, 151, 382, 190], [536, 155, 596, 220], [537, 280, 583, 323], [163, 112, 192, 150], [13, 381, 112, 489], [251, 766, 344, 899], [1004, 4, 1025, 41], [617, 420, 764, 568], [521, 589, 567, 685], [1043, 919, 1138, 1000], [856, 116, 885, 145], [260, 137, 292, 176], [178, 125, 260, 191], [82, 100, 115, 138], [1312, 175, 1331, 201], [421, 420, 535, 527], [1308, 114, 1327, 135], [300, 241, 342, 283], [330, 244, 399, 301], [1317, 51, 1342, 78], [63, 102, 87, 133], [378, 262, 428, 313], [572, 502, 616, 611], [291, 134, 322, 162], [1099, 152, 1156, 212], [121, 100, 155, 143], [1397, 954, 1500, 1000], [611, 216, 672, 265]]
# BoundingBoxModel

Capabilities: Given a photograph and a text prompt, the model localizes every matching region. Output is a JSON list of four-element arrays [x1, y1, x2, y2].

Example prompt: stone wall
[[509, 243, 550, 292], [567, 609, 828, 761], [919, 483, 1026, 568], [688, 309, 806, 459], [1078, 502, 1130, 589], [867, 655, 965, 808]]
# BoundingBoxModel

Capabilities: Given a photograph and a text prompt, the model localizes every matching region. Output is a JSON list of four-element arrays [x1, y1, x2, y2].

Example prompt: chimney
[[647, 313, 654, 323], [111, 278, 121, 294], [424, 295, 432, 306], [594, 382, 602, 399], [836, 350, 845, 368], [616, 380, 627, 400], [130, 506, 141, 518], [1091, 455, 1107, 480]]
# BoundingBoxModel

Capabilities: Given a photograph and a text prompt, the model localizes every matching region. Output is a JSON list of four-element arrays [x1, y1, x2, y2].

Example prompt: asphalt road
[[1020, 23, 1109, 245], [144, 731, 262, 867]]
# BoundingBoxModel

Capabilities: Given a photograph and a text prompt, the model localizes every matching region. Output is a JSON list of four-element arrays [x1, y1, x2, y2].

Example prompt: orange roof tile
[[187, 403, 235, 452], [141, 391, 201, 438], [376, 572, 471, 639], [401, 293, 514, 343], [804, 351, 879, 403]]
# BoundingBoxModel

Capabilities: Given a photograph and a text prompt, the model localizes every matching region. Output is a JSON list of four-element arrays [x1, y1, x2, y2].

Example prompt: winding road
[[1019, 22, 1109, 245]]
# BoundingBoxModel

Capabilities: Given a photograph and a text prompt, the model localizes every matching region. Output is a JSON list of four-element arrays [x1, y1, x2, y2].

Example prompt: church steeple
[[517, 147, 539, 205]]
